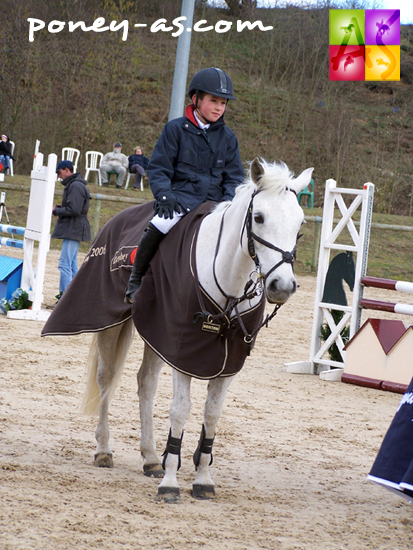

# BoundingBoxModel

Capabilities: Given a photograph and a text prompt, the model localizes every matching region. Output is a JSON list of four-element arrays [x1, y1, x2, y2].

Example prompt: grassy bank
[[2, 3, 413, 216]]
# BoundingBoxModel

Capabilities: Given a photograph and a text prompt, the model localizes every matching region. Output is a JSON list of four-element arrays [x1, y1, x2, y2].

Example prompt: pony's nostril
[[269, 279, 278, 294]]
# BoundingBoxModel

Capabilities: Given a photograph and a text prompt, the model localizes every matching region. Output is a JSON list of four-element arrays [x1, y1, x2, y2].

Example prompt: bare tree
[[221, 0, 257, 16]]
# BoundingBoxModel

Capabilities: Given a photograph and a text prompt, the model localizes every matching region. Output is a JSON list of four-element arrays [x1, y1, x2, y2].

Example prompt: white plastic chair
[[62, 147, 80, 173], [85, 151, 103, 185], [125, 170, 144, 191], [9, 141, 15, 176]]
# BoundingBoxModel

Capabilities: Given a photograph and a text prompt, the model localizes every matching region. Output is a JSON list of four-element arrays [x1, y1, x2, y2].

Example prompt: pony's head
[[246, 158, 313, 304]]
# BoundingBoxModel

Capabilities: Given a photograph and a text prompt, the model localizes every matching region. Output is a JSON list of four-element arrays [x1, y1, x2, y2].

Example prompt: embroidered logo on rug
[[110, 246, 137, 271]]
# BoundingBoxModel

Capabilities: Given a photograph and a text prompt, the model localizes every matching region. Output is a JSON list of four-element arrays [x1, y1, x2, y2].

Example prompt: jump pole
[[0, 224, 25, 248], [7, 152, 57, 321], [284, 179, 375, 381], [360, 276, 413, 316], [359, 298, 413, 316], [361, 276, 413, 294]]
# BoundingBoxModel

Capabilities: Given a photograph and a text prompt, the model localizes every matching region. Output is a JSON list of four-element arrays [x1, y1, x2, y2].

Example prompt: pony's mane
[[251, 159, 295, 193], [213, 181, 256, 213], [213, 160, 294, 214]]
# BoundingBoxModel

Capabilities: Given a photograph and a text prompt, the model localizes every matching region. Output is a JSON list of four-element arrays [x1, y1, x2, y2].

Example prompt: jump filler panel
[[329, 9, 400, 81]]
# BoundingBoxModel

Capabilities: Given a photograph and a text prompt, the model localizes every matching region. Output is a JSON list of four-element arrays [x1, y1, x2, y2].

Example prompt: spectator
[[99, 142, 129, 188], [128, 146, 150, 190], [0, 134, 13, 174], [52, 160, 91, 301]]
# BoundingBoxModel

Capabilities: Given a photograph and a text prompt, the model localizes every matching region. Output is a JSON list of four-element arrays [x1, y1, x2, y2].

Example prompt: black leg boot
[[124, 223, 165, 304]]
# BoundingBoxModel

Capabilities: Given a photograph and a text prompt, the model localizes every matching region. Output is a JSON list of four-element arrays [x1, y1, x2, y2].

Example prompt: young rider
[[125, 67, 244, 303]]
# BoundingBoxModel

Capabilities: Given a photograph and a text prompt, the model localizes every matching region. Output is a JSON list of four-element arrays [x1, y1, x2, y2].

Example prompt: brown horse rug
[[41, 201, 266, 379]]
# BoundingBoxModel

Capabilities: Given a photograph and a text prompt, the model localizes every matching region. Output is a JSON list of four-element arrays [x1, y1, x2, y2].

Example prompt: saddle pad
[[42, 201, 265, 379]]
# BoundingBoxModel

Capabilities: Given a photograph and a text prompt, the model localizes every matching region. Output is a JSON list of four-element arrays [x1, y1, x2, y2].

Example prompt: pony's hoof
[[94, 452, 113, 468], [192, 484, 215, 500], [156, 486, 180, 503], [143, 463, 165, 478]]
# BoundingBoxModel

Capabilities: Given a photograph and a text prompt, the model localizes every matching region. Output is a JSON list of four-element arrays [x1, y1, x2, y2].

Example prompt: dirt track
[[1, 248, 412, 550]]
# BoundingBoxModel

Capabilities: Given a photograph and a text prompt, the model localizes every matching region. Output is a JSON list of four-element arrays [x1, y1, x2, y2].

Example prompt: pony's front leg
[[192, 375, 233, 499], [138, 344, 164, 478], [157, 370, 192, 503]]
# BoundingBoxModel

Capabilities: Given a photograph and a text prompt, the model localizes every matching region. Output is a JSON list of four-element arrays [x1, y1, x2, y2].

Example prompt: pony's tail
[[81, 319, 135, 416], [81, 334, 100, 416]]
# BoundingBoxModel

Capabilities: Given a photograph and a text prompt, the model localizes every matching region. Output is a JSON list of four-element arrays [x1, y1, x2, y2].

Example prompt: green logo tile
[[329, 9, 365, 46]]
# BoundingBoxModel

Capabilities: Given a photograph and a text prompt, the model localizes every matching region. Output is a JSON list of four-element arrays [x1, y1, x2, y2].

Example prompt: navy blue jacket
[[52, 173, 92, 242], [147, 105, 244, 213], [128, 153, 150, 172]]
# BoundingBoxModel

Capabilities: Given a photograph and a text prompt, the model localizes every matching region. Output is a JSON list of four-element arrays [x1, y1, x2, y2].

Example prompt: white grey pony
[[82, 158, 313, 502]]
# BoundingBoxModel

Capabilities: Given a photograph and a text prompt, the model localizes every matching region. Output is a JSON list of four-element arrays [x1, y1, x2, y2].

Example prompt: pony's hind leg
[[192, 375, 233, 499], [93, 320, 134, 468], [156, 369, 192, 503], [138, 344, 164, 478]]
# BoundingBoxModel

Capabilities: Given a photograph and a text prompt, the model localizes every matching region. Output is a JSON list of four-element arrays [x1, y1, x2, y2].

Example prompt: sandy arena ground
[[1, 248, 412, 550]]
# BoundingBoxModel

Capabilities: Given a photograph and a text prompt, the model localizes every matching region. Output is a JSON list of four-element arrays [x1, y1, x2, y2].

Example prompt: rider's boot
[[124, 222, 165, 304]]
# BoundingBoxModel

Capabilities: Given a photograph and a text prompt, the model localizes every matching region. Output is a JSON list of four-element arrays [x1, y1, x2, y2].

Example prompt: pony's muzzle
[[265, 276, 297, 304]]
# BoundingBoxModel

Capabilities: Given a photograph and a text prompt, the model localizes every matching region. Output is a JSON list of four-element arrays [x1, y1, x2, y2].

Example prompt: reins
[[192, 187, 299, 352]]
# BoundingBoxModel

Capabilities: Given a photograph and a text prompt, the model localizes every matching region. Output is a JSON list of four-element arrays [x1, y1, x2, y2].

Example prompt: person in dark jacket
[[128, 146, 150, 190], [0, 134, 13, 174], [52, 160, 92, 298], [125, 67, 244, 303]]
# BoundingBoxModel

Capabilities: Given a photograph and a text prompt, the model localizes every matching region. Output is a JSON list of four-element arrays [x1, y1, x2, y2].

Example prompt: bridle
[[242, 189, 298, 286], [193, 187, 301, 350]]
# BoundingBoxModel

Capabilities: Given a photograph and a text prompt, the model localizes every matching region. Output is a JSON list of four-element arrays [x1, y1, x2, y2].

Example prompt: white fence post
[[7, 153, 57, 321]]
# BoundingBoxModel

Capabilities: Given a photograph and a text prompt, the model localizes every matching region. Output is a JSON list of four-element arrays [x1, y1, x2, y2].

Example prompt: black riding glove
[[154, 196, 182, 219]]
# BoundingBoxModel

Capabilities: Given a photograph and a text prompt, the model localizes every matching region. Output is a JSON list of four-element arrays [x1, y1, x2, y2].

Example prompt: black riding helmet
[[187, 68, 236, 101]]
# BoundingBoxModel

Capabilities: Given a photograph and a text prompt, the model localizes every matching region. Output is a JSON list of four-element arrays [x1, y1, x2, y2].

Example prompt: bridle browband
[[193, 187, 300, 351]]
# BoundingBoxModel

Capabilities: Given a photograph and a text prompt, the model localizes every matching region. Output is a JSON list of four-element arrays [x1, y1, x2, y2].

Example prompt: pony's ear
[[250, 158, 264, 185], [291, 167, 314, 194]]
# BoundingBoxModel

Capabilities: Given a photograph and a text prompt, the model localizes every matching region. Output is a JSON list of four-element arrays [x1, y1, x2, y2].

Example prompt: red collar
[[185, 104, 199, 126]]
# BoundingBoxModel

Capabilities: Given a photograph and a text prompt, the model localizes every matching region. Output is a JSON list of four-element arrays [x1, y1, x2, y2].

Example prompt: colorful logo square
[[329, 9, 400, 81], [365, 45, 400, 81], [329, 45, 365, 81], [365, 10, 400, 46], [329, 10, 365, 46]]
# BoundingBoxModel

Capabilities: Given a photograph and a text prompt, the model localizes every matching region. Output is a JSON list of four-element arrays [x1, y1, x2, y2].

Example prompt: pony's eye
[[254, 214, 264, 224]]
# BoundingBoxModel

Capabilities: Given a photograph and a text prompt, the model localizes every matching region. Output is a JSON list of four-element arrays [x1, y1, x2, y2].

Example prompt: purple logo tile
[[365, 9, 400, 46]]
